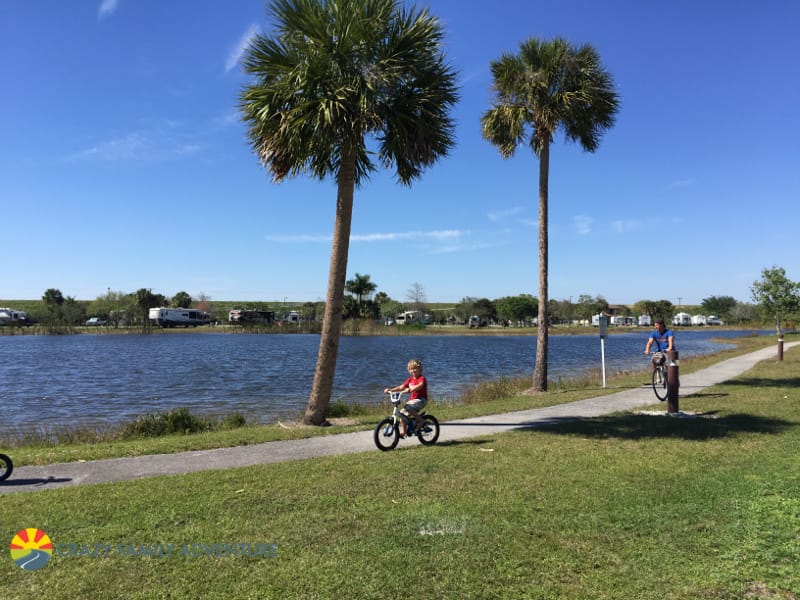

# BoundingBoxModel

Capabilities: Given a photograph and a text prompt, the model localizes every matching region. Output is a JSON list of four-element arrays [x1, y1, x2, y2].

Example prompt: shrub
[[118, 408, 249, 439]]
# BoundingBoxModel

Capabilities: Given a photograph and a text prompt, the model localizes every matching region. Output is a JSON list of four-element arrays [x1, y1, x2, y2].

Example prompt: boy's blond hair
[[407, 358, 423, 371]]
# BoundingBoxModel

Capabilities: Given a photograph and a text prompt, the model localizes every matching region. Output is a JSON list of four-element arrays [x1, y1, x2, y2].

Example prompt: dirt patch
[[277, 417, 361, 429], [744, 581, 797, 599], [520, 387, 545, 396]]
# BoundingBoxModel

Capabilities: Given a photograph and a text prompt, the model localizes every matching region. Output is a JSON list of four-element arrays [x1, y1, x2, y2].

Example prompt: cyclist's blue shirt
[[649, 329, 675, 351]]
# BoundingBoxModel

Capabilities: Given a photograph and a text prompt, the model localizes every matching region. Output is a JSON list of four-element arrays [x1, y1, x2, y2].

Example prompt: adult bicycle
[[0, 453, 13, 482], [373, 391, 440, 451]]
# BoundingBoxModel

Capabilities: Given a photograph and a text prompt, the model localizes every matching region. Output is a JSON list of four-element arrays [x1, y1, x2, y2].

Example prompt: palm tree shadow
[[437, 438, 496, 448], [724, 377, 800, 388], [529, 412, 793, 441]]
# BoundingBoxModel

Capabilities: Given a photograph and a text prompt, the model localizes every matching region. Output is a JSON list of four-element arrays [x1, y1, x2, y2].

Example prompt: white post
[[598, 316, 608, 388], [600, 337, 607, 388]]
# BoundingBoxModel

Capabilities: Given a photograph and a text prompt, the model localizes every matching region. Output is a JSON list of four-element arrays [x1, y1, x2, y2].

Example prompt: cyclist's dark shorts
[[404, 398, 428, 412]]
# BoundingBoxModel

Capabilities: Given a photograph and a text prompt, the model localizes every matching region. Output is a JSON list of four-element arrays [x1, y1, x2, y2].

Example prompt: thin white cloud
[[70, 133, 148, 161], [573, 215, 592, 235], [66, 128, 203, 162], [212, 111, 239, 129], [665, 178, 696, 190], [487, 206, 524, 222], [351, 230, 464, 242], [265, 228, 508, 255], [611, 218, 646, 234], [267, 230, 468, 244], [226, 24, 259, 73], [429, 239, 507, 254], [98, 0, 120, 19]]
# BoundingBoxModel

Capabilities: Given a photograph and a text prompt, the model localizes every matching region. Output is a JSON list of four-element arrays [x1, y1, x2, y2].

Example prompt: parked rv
[[691, 315, 707, 326], [148, 308, 210, 328], [0, 308, 30, 326], [707, 315, 724, 326], [638, 315, 652, 327], [229, 309, 275, 325], [284, 311, 301, 324], [672, 312, 692, 326], [396, 310, 420, 325]]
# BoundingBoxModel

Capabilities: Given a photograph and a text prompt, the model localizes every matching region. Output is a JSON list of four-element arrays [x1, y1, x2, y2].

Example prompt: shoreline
[[0, 322, 772, 338], [1, 334, 789, 468]]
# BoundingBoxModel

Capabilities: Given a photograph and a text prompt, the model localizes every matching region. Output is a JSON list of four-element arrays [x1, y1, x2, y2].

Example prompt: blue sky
[[2, 0, 798, 307]]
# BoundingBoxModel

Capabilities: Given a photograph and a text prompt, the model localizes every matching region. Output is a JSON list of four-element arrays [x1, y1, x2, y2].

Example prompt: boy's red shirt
[[403, 374, 427, 399]]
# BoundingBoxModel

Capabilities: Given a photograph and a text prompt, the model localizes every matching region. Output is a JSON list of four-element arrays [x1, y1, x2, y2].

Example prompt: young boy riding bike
[[384, 358, 428, 436]]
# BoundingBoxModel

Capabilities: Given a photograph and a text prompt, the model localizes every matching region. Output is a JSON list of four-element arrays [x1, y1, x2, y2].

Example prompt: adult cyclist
[[644, 318, 675, 372]]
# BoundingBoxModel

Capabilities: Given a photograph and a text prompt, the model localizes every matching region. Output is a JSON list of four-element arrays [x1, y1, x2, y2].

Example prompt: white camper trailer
[[672, 312, 692, 326], [229, 309, 275, 324], [0, 308, 29, 325], [149, 308, 210, 328]]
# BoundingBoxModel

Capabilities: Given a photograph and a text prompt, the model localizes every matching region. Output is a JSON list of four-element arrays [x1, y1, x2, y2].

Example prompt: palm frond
[[481, 36, 619, 158], [239, 0, 458, 187]]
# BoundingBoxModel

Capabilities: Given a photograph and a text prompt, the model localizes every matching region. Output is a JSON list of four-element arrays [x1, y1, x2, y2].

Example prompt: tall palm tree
[[481, 37, 619, 392], [240, 0, 458, 425]]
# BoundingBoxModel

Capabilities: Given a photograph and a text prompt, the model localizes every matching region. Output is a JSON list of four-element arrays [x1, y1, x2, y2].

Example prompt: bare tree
[[406, 282, 428, 313]]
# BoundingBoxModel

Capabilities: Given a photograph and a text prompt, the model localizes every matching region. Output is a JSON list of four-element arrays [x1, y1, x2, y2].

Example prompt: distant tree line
[[9, 264, 797, 332], [28, 288, 207, 328]]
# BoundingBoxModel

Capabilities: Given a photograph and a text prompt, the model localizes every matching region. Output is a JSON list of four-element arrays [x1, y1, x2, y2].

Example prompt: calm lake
[[0, 330, 766, 430]]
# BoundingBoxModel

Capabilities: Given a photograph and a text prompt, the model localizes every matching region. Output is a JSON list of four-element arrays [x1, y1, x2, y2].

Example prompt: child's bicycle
[[650, 352, 668, 401], [373, 391, 440, 451], [0, 453, 13, 482]]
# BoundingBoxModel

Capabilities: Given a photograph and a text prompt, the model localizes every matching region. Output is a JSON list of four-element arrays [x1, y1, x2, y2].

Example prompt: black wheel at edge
[[0, 453, 13, 482], [373, 418, 400, 451]]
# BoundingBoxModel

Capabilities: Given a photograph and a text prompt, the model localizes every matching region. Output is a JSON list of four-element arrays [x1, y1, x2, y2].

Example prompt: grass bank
[[1, 333, 786, 467], [1, 344, 797, 598]]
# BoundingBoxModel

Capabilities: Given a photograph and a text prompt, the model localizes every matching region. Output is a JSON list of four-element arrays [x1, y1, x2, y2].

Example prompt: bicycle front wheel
[[374, 418, 400, 451], [0, 453, 13, 482], [417, 415, 440, 446], [652, 366, 668, 401]]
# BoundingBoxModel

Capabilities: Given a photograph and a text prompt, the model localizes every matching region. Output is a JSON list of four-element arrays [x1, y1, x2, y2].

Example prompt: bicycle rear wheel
[[0, 453, 13, 482], [652, 366, 668, 401], [417, 415, 440, 446], [373, 418, 400, 451]]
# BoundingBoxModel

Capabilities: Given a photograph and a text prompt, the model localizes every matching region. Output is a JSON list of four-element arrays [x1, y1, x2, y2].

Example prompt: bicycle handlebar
[[386, 390, 405, 405]]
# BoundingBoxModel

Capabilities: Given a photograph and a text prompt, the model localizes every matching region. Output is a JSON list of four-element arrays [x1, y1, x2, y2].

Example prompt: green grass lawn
[[1, 343, 798, 598]]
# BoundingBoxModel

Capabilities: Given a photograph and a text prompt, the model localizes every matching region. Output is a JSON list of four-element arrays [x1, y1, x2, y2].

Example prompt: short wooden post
[[666, 350, 679, 414], [778, 334, 784, 362]]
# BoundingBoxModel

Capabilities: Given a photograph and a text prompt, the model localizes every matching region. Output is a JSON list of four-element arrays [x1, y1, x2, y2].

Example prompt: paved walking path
[[2, 343, 795, 495]]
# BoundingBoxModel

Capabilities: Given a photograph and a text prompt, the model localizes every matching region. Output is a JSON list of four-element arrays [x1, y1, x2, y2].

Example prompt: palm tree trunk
[[304, 148, 357, 425], [532, 139, 549, 391]]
